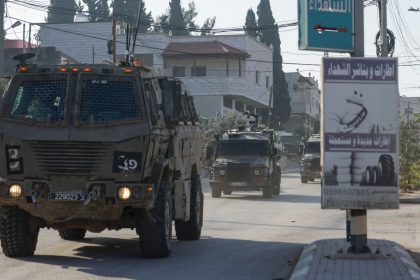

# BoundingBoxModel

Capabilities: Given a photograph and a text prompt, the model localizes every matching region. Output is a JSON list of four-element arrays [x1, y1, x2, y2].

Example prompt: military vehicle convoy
[[300, 134, 321, 183], [209, 125, 281, 198], [0, 56, 203, 258]]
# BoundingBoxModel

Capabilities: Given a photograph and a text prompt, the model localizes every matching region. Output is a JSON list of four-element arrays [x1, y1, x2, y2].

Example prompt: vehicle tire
[[175, 174, 204, 241], [273, 185, 280, 196], [0, 206, 39, 257], [379, 155, 395, 186], [263, 185, 273, 198], [301, 176, 309, 183], [58, 229, 86, 240], [223, 190, 232, 195], [365, 166, 374, 186], [211, 186, 222, 198], [137, 182, 172, 258], [373, 166, 382, 185]]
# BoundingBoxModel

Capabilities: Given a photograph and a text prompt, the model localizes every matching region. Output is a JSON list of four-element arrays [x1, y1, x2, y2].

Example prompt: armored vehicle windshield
[[305, 141, 320, 154], [218, 140, 269, 157]]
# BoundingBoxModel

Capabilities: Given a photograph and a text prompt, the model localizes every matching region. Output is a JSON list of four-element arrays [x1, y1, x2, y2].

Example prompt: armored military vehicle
[[300, 134, 321, 183], [0, 55, 203, 258], [209, 125, 281, 198]]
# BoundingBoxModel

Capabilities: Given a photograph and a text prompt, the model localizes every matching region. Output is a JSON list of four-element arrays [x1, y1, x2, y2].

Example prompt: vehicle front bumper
[[0, 179, 155, 222]]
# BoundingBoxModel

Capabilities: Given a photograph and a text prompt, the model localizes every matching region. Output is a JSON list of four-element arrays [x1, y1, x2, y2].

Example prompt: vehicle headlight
[[219, 169, 226, 176], [254, 169, 260, 176], [9, 184, 22, 198], [118, 186, 132, 200]]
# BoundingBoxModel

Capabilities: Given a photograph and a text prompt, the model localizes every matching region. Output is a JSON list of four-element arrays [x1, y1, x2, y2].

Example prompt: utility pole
[[267, 86, 273, 127], [380, 0, 388, 57], [348, 0, 369, 254], [0, 0, 5, 77], [112, 17, 117, 64]]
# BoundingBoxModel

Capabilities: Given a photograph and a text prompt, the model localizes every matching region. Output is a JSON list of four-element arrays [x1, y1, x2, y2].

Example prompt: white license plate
[[230, 182, 247, 187], [49, 192, 87, 201]]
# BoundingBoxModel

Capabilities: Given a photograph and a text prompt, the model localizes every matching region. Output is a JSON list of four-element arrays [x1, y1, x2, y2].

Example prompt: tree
[[257, 0, 291, 129], [47, 0, 77, 23], [399, 120, 420, 191], [156, 1, 216, 36], [244, 8, 258, 38], [112, 0, 153, 33], [201, 17, 216, 36], [83, 0, 110, 22], [169, 0, 189, 36]]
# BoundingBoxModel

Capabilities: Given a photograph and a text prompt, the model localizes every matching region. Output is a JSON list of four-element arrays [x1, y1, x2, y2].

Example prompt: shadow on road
[[20, 236, 303, 280], [220, 193, 320, 204]]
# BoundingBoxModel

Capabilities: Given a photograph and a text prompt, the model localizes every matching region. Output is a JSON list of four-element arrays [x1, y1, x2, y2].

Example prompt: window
[[223, 96, 233, 109], [79, 76, 141, 124], [255, 70, 260, 84], [9, 76, 67, 123], [235, 101, 244, 112], [191, 66, 206, 77], [266, 76, 270, 89], [173, 66, 186, 77]]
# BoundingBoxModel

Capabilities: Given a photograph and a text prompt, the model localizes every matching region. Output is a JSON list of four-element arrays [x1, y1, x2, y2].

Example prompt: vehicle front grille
[[29, 142, 110, 175], [227, 163, 251, 181]]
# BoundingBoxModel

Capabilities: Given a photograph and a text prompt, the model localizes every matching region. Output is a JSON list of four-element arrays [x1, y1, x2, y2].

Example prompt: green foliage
[[169, 0, 189, 36], [155, 1, 216, 36], [112, 0, 153, 32], [244, 8, 258, 38], [199, 113, 248, 156], [399, 120, 420, 190], [83, 0, 110, 22], [47, 0, 77, 23], [256, 0, 291, 129]]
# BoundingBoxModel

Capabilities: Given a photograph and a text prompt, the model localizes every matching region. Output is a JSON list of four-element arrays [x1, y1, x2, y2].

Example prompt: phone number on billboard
[[325, 200, 372, 208], [323, 188, 370, 196]]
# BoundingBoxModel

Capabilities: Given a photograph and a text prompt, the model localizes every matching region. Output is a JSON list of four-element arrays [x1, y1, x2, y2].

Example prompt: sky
[[4, 0, 420, 97]]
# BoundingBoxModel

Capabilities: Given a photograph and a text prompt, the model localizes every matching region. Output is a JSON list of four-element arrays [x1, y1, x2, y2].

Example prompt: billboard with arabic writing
[[298, 0, 354, 52], [321, 57, 399, 209]]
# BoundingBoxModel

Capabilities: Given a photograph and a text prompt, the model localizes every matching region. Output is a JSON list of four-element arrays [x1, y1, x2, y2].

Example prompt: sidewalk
[[290, 239, 420, 280]]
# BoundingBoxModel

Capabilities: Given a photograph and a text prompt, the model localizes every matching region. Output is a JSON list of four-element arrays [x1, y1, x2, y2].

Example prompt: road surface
[[1, 173, 419, 280]]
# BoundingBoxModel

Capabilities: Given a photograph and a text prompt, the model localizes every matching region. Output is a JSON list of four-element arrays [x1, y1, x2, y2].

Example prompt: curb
[[289, 242, 317, 280], [400, 197, 420, 204]]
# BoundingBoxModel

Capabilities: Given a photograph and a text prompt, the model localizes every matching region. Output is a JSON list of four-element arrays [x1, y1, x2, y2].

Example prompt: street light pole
[[380, 0, 388, 57], [0, 0, 5, 77]]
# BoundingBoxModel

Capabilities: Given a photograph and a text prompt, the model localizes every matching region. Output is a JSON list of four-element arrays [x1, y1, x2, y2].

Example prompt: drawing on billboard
[[322, 58, 399, 210]]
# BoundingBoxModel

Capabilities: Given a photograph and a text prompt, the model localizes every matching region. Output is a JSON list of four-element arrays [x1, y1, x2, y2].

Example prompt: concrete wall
[[193, 95, 222, 117]]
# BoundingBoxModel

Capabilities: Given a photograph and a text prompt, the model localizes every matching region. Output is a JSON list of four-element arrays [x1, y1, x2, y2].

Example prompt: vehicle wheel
[[223, 190, 232, 195], [0, 206, 39, 257], [365, 166, 374, 186], [263, 185, 273, 198], [211, 186, 222, 198], [379, 155, 395, 186], [373, 166, 382, 185], [175, 174, 203, 241], [301, 176, 309, 183], [273, 185, 280, 196], [58, 229, 86, 240], [137, 182, 172, 258]]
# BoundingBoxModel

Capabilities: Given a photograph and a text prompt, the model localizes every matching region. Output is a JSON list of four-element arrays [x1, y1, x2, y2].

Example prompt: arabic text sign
[[321, 57, 399, 210], [324, 59, 397, 81], [299, 0, 354, 52]]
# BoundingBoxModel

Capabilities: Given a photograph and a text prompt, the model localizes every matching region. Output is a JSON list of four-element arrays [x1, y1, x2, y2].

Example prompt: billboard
[[321, 58, 399, 209], [298, 0, 354, 52]]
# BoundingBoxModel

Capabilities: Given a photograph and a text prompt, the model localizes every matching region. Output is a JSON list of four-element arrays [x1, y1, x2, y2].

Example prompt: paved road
[[1, 173, 420, 280]]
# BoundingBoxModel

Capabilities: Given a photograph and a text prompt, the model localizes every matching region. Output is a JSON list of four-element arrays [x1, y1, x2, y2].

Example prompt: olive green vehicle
[[0, 57, 203, 258]]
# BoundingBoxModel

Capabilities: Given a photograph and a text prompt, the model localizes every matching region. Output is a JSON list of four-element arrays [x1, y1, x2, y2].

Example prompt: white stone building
[[38, 22, 273, 118], [282, 71, 320, 137]]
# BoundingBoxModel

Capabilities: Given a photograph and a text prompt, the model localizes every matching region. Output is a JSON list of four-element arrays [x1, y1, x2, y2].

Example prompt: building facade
[[283, 71, 320, 137], [38, 22, 273, 118]]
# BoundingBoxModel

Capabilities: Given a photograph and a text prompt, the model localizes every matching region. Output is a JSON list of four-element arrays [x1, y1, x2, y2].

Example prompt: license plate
[[230, 182, 247, 187], [49, 192, 87, 201]]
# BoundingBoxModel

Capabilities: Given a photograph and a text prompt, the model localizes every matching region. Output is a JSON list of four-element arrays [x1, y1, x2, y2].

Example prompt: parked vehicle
[[275, 131, 304, 157]]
